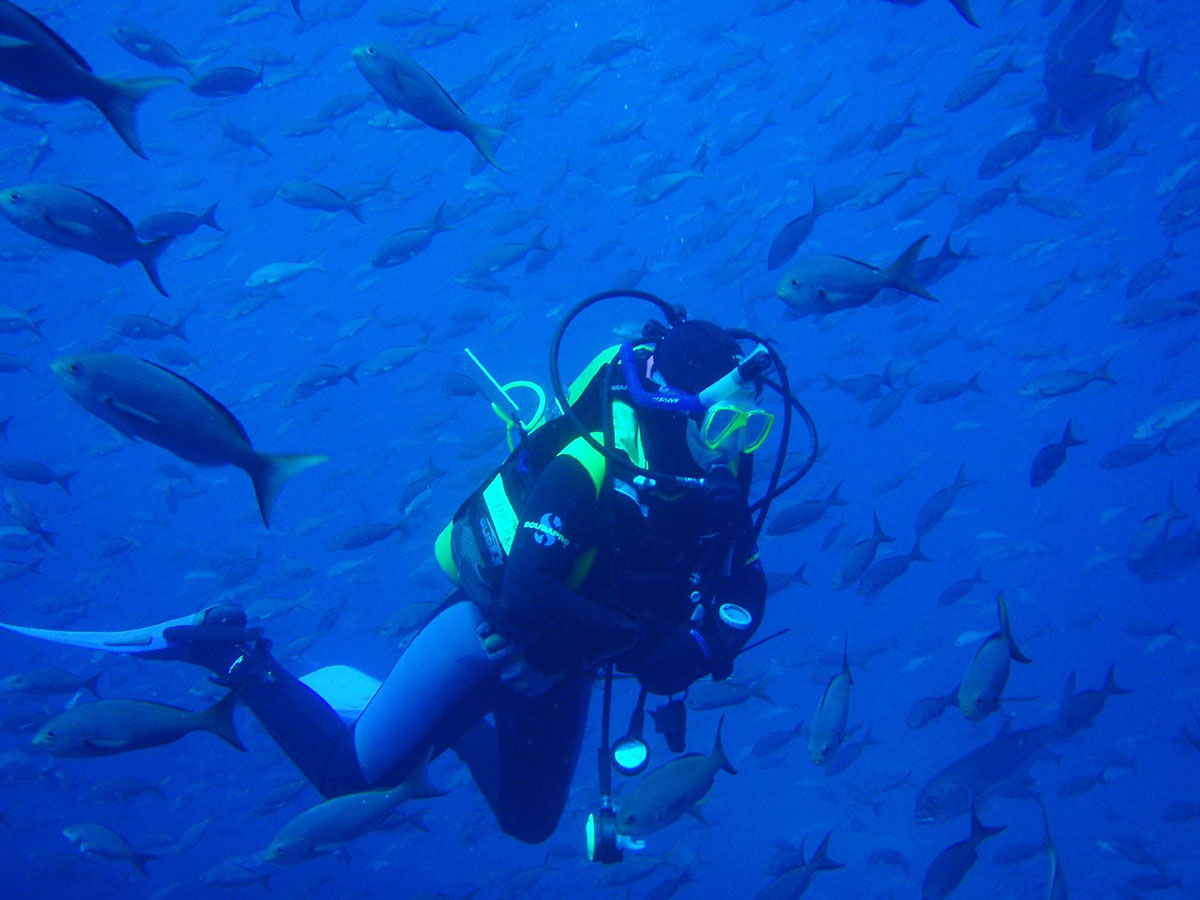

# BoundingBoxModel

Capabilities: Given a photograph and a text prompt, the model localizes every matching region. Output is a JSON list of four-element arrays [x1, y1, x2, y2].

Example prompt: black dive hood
[[548, 288, 819, 542]]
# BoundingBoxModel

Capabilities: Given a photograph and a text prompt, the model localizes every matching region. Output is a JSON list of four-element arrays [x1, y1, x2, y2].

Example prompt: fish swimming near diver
[[33, 691, 244, 757], [808, 636, 853, 765], [265, 758, 445, 863], [51, 353, 328, 526], [776, 235, 939, 318], [617, 717, 736, 838]]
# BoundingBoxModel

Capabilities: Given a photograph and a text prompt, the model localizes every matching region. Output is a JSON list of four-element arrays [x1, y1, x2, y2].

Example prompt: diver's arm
[[637, 503, 768, 695], [498, 455, 643, 673]]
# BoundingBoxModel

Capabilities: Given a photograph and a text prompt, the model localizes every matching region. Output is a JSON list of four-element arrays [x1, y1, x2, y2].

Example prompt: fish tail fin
[[1062, 420, 1086, 447], [348, 202, 365, 223], [1004, 52, 1022, 75], [910, 537, 932, 563], [810, 183, 826, 217], [712, 716, 737, 775], [139, 235, 174, 297], [968, 372, 985, 393], [1137, 49, 1161, 105], [91, 76, 179, 159], [199, 690, 246, 752], [1102, 665, 1131, 697], [170, 309, 192, 342], [132, 851, 158, 877], [751, 675, 776, 706], [84, 671, 103, 698], [950, 0, 980, 27], [1094, 357, 1118, 385], [970, 804, 1004, 844], [394, 748, 450, 801], [884, 235, 939, 302], [997, 592, 1032, 664], [872, 510, 895, 543], [56, 470, 77, 494], [344, 362, 361, 386], [430, 201, 453, 234], [842, 632, 854, 686], [201, 202, 223, 232], [828, 481, 847, 505], [810, 831, 844, 871], [248, 453, 329, 528], [468, 121, 507, 172]]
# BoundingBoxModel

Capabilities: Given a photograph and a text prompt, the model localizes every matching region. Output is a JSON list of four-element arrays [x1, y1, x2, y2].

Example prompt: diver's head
[[652, 320, 742, 396], [646, 320, 773, 468]]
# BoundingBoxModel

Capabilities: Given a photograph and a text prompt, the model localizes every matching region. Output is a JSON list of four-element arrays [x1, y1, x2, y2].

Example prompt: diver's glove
[[637, 626, 712, 696]]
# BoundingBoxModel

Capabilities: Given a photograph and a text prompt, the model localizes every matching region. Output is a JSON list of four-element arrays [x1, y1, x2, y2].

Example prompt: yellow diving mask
[[700, 401, 774, 453]]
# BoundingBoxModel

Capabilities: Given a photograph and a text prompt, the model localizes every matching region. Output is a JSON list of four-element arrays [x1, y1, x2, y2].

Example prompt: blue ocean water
[[1, 0, 1197, 896]]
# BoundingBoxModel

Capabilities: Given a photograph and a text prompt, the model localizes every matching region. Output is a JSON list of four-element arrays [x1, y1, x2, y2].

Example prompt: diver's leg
[[157, 606, 366, 795], [352, 601, 504, 782], [457, 678, 592, 844]]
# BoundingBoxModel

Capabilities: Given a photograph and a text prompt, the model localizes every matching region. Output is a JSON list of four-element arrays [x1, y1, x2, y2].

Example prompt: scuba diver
[[2, 290, 815, 859]]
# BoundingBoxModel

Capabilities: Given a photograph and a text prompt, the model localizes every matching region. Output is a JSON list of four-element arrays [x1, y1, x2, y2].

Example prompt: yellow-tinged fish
[[808, 635, 853, 766], [958, 592, 1031, 721], [616, 716, 736, 838], [352, 43, 504, 171], [265, 756, 445, 863], [34, 690, 244, 757], [62, 822, 157, 876], [51, 353, 327, 526]]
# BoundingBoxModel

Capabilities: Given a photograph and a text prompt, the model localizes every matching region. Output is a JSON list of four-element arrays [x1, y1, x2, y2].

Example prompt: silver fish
[[777, 235, 938, 317], [34, 691, 244, 756], [921, 804, 1005, 899], [957, 592, 1032, 721], [0, 0, 175, 157], [616, 716, 736, 838], [808, 636, 853, 765], [353, 43, 504, 170], [0, 183, 172, 295], [51, 353, 327, 526], [265, 759, 445, 863]]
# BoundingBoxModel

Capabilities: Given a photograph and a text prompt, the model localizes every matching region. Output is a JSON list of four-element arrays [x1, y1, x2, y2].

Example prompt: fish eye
[[366, 47, 377, 56], [9, 191, 19, 202], [69, 363, 82, 374], [790, 279, 799, 287]]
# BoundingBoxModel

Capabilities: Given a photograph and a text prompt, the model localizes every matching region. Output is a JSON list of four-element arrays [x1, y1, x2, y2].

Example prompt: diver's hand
[[636, 626, 711, 696]]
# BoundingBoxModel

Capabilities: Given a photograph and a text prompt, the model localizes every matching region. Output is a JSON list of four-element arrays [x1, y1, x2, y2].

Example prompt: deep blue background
[[1, 0, 1197, 897]]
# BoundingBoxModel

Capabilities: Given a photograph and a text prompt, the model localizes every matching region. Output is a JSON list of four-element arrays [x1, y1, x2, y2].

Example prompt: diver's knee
[[497, 808, 561, 844], [313, 728, 370, 798]]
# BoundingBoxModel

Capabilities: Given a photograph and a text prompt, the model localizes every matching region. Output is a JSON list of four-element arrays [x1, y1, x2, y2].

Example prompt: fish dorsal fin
[[139, 359, 253, 446], [71, 188, 138, 233], [5, 4, 94, 73], [829, 253, 881, 272], [394, 56, 467, 117]]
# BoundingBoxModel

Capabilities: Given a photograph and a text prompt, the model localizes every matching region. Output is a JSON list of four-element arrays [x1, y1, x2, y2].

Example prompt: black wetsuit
[[224, 435, 767, 846]]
